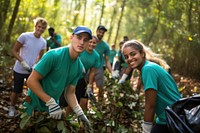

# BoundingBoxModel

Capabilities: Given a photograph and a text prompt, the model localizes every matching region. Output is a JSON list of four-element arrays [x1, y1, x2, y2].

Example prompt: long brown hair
[[122, 40, 170, 71]]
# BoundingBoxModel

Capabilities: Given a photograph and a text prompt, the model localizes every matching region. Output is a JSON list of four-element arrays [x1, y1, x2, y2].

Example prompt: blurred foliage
[[19, 112, 79, 133], [0, 0, 199, 79], [87, 73, 144, 132]]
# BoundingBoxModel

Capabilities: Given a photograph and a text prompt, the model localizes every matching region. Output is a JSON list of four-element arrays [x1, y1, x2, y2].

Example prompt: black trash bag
[[184, 104, 200, 131], [165, 94, 200, 133]]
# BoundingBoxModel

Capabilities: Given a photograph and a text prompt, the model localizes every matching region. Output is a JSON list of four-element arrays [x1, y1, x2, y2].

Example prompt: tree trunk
[[146, 1, 161, 46], [5, 0, 21, 43], [0, 0, 10, 42], [82, 0, 87, 25], [197, 0, 200, 37], [188, 0, 192, 32], [107, 5, 118, 44], [114, 0, 126, 45], [52, 0, 60, 21], [99, 0, 105, 24], [73, 0, 81, 26]]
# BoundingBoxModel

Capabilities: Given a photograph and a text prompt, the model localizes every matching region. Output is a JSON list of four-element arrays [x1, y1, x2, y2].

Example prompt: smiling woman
[[122, 40, 170, 72], [122, 40, 181, 133]]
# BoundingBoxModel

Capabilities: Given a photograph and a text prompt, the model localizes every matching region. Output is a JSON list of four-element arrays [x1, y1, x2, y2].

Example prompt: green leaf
[[35, 115, 45, 123], [36, 126, 52, 133], [117, 101, 123, 107], [20, 112, 28, 119], [42, 119, 57, 129], [20, 114, 31, 129], [57, 120, 65, 131]]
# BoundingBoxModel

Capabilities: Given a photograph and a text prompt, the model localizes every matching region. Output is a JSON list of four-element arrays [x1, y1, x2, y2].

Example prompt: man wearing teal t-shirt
[[109, 44, 117, 66], [60, 36, 101, 115], [25, 26, 92, 128], [46, 27, 62, 51], [94, 25, 119, 100]]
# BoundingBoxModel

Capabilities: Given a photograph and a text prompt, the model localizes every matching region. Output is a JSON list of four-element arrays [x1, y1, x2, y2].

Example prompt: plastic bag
[[165, 94, 200, 133]]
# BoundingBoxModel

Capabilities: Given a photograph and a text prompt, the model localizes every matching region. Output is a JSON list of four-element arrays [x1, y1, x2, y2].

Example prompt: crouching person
[[24, 26, 93, 129]]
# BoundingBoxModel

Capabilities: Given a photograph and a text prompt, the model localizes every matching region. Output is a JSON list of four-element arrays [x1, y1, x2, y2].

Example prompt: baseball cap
[[97, 25, 107, 31], [73, 26, 92, 39]]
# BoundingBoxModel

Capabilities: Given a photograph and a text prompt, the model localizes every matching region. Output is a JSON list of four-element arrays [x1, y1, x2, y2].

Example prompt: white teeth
[[130, 61, 136, 66], [131, 61, 135, 64]]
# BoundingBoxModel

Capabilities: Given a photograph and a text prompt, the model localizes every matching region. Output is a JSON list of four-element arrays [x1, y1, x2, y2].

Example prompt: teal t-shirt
[[24, 46, 85, 114], [109, 49, 117, 64], [141, 61, 181, 124], [46, 34, 62, 49], [116, 50, 128, 68], [79, 49, 100, 74], [95, 40, 110, 67]]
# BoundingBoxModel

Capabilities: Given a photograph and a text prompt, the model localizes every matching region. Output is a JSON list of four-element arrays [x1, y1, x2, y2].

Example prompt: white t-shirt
[[13, 32, 46, 74]]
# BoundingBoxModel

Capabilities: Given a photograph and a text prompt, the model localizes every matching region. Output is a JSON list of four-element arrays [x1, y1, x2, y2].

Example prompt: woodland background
[[0, 0, 200, 132], [0, 0, 200, 79]]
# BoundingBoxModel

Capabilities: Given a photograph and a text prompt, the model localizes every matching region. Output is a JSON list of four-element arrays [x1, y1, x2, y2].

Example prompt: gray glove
[[78, 114, 91, 128], [21, 61, 31, 72], [73, 105, 91, 129], [142, 121, 153, 133], [111, 70, 119, 78], [118, 74, 128, 84], [46, 98, 63, 119], [85, 84, 94, 99]]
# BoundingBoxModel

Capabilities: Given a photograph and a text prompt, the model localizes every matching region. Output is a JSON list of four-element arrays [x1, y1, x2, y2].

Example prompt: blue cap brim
[[74, 30, 92, 39]]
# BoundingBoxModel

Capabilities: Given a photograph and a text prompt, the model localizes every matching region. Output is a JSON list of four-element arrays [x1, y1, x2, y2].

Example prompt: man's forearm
[[144, 106, 155, 122], [65, 87, 79, 108], [27, 78, 50, 102]]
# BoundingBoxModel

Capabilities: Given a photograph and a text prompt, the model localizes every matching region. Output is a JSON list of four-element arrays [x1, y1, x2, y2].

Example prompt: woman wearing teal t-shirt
[[122, 40, 181, 133]]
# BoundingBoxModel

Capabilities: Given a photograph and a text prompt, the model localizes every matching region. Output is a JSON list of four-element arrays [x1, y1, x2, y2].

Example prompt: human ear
[[69, 35, 73, 40], [141, 51, 145, 58]]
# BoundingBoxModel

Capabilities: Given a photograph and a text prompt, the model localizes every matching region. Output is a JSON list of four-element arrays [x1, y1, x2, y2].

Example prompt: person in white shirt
[[9, 17, 48, 117]]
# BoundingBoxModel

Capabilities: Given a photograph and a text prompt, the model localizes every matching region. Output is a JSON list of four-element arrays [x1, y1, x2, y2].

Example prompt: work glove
[[73, 105, 91, 129], [142, 121, 153, 133], [32, 64, 37, 69], [111, 70, 119, 78], [112, 57, 118, 70], [85, 84, 94, 98], [46, 98, 63, 119], [118, 74, 128, 84], [21, 61, 31, 72]]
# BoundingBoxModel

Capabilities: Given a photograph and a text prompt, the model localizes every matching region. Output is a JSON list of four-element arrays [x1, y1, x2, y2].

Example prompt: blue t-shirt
[[24, 46, 85, 114], [141, 61, 181, 124]]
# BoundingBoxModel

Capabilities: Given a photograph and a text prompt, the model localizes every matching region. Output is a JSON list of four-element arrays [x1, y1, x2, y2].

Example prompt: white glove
[[118, 74, 128, 84], [86, 84, 94, 98], [32, 64, 37, 69], [86, 84, 92, 94], [142, 121, 153, 133], [73, 105, 91, 128], [111, 70, 119, 78], [46, 98, 63, 119], [21, 61, 31, 72], [115, 70, 120, 76], [112, 57, 117, 70]]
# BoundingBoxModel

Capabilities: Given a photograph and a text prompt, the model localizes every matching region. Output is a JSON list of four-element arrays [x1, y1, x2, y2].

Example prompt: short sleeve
[[142, 66, 158, 91]]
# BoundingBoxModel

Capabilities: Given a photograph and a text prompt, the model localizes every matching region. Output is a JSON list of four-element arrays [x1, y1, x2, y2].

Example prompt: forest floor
[[0, 70, 200, 132]]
